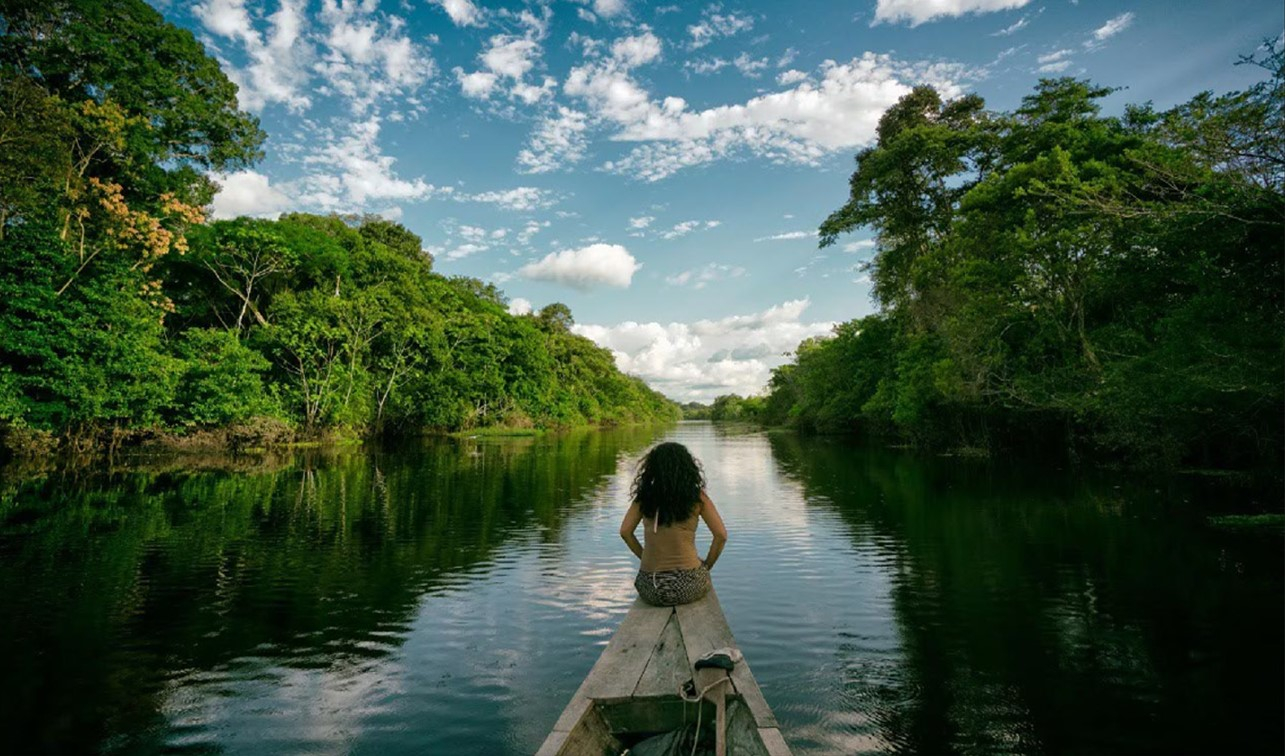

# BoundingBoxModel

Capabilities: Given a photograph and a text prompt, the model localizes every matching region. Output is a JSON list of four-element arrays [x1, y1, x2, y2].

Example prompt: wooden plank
[[757, 727, 793, 756], [632, 613, 690, 698], [534, 731, 568, 756], [578, 599, 674, 700], [551, 696, 593, 734], [550, 703, 618, 756], [724, 699, 771, 756], [675, 591, 779, 729]]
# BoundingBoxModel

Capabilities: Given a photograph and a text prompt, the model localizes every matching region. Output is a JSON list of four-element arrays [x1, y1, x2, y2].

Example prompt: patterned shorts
[[635, 565, 712, 607]]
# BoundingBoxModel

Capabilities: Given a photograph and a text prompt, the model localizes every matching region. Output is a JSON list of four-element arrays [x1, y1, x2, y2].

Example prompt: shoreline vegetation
[[688, 45, 1283, 473], [0, 1, 679, 469], [1, 4, 1280, 477]]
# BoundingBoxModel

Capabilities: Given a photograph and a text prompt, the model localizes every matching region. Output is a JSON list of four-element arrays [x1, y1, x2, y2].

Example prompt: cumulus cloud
[[874, 0, 1029, 27], [508, 297, 534, 315], [461, 186, 559, 211], [628, 215, 655, 229], [519, 243, 641, 289], [687, 7, 755, 49], [195, 0, 315, 112], [776, 69, 808, 85], [428, 0, 484, 27], [516, 107, 592, 174], [210, 170, 293, 219], [454, 11, 558, 105], [611, 31, 663, 67], [292, 116, 449, 211], [196, 0, 434, 115], [577, 52, 979, 181], [573, 299, 835, 402]]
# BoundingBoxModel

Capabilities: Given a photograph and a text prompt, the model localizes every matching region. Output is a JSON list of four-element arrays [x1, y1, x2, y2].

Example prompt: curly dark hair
[[630, 442, 705, 527]]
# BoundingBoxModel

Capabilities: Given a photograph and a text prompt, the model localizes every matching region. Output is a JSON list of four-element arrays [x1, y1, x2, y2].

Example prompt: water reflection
[[0, 423, 1279, 755], [766, 433, 1284, 755], [0, 426, 666, 754]]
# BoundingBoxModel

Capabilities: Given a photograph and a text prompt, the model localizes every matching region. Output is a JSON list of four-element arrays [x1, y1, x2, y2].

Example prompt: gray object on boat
[[536, 588, 791, 755]]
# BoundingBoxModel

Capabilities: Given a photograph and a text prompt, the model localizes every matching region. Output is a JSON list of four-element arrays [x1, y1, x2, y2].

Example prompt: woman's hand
[[619, 501, 644, 560]]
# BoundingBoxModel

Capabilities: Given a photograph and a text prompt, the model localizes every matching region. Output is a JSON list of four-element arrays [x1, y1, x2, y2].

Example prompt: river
[[0, 422, 1280, 754]]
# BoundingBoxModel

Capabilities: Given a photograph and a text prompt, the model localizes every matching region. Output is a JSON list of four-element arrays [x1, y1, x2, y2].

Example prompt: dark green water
[[0, 423, 1280, 755]]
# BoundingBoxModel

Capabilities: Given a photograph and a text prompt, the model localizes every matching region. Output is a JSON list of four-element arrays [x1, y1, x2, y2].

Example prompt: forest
[[754, 44, 1284, 469], [0, 0, 678, 457]]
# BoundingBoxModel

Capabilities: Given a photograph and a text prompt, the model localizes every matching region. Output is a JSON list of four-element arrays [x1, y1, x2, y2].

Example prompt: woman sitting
[[619, 442, 728, 607]]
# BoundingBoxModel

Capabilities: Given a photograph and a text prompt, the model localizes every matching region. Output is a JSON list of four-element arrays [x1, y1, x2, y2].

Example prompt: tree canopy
[[769, 43, 1284, 469]]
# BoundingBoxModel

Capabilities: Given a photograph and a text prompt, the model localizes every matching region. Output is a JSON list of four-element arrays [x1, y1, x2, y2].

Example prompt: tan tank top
[[639, 504, 702, 572]]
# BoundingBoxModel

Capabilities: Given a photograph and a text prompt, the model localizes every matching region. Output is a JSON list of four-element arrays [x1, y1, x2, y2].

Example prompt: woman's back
[[640, 507, 701, 572]]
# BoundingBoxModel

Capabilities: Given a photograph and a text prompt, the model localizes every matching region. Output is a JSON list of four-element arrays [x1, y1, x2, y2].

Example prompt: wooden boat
[[537, 588, 791, 755]]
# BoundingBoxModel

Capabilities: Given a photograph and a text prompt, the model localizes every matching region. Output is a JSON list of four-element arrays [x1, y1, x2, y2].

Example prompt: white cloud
[[428, 0, 484, 27], [508, 297, 534, 315], [686, 57, 730, 75], [443, 242, 488, 261], [293, 116, 448, 211], [313, 3, 436, 115], [197, 0, 315, 112], [843, 239, 876, 253], [1037, 48, 1073, 64], [519, 243, 641, 289], [573, 299, 835, 402], [874, 0, 1029, 27], [593, 0, 627, 19], [755, 230, 816, 241], [776, 69, 808, 85], [1091, 12, 1134, 42], [687, 7, 755, 49], [665, 263, 746, 289], [1037, 60, 1071, 74], [210, 170, 293, 219], [628, 215, 655, 229], [518, 220, 550, 244], [776, 47, 798, 68], [733, 52, 769, 77], [462, 186, 558, 211], [611, 31, 663, 67], [991, 16, 1028, 36], [455, 68, 499, 98], [657, 219, 721, 240], [580, 52, 980, 181], [456, 30, 552, 103]]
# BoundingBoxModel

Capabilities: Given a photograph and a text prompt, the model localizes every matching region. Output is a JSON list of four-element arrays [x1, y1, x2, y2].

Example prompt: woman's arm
[[698, 490, 728, 569], [619, 501, 644, 560]]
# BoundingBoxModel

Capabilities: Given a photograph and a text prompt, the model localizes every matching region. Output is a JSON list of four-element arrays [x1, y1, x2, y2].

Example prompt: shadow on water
[[0, 426, 666, 754], [766, 433, 1284, 755]]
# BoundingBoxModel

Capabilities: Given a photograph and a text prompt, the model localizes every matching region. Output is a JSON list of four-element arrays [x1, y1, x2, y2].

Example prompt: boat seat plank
[[578, 598, 673, 700], [632, 612, 689, 698]]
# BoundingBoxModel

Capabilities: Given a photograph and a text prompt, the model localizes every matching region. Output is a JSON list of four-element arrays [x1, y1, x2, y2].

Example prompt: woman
[[619, 442, 728, 606]]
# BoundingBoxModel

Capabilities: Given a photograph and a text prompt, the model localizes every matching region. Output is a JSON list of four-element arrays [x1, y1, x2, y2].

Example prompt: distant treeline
[[0, 0, 677, 456], [743, 48, 1284, 468]]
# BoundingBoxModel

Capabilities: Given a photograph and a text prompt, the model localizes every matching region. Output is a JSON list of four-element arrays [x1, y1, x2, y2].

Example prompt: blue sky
[[169, 0, 1281, 401]]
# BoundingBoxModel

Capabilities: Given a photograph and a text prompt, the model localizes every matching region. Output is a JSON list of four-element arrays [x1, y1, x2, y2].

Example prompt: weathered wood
[[577, 599, 673, 700], [632, 612, 689, 698], [757, 727, 793, 756], [550, 696, 593, 734], [541, 590, 792, 755], [675, 591, 779, 729]]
